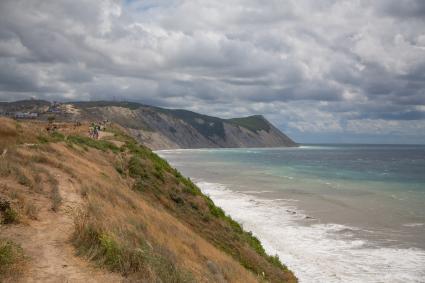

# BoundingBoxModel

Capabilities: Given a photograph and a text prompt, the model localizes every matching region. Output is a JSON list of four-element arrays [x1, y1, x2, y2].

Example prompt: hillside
[[0, 100, 297, 150], [0, 117, 297, 282]]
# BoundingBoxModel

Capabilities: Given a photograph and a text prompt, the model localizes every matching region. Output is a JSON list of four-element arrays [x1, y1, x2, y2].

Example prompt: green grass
[[228, 115, 271, 133], [67, 135, 119, 153], [122, 141, 292, 281], [27, 124, 294, 282], [71, 101, 143, 110], [37, 131, 65, 144], [2, 207, 18, 224], [0, 239, 25, 279]]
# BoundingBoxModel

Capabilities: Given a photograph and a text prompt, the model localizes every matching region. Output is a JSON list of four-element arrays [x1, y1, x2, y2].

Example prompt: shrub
[[243, 231, 266, 255], [0, 239, 26, 278], [99, 233, 122, 269], [128, 156, 144, 178], [205, 196, 225, 218], [2, 207, 19, 224], [1, 199, 18, 224], [267, 254, 285, 269]]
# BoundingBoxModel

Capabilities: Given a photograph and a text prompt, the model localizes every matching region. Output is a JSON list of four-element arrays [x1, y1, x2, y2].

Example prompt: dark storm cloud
[[0, 0, 424, 142], [376, 0, 425, 19]]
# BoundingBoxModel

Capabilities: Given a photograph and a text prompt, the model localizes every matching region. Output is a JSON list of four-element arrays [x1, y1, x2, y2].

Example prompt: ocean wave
[[196, 181, 425, 283], [403, 223, 424, 228]]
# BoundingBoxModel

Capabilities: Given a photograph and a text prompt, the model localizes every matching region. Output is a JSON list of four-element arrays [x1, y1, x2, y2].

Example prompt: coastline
[[158, 147, 425, 282]]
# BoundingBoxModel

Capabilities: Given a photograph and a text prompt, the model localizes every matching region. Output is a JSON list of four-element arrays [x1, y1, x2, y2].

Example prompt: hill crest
[[0, 100, 297, 150]]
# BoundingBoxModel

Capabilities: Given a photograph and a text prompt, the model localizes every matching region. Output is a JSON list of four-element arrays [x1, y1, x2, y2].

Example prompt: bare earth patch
[[0, 169, 123, 283]]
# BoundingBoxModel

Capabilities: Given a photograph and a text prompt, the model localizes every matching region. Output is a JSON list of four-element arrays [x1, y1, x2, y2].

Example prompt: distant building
[[14, 112, 38, 119]]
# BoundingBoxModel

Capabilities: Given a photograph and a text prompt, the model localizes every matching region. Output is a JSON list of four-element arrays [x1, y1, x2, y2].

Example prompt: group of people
[[89, 123, 101, 139], [88, 120, 109, 140]]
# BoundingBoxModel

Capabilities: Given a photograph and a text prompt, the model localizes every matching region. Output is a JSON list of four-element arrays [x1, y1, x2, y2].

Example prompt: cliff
[[0, 100, 297, 150], [0, 117, 297, 282], [72, 101, 297, 150]]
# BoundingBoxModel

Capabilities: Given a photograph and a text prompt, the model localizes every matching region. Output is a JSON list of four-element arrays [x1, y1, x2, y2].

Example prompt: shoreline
[[158, 147, 425, 282], [196, 180, 425, 282]]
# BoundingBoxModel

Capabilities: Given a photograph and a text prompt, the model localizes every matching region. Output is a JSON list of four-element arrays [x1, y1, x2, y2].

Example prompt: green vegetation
[[0, 239, 26, 279], [228, 115, 271, 133], [2, 207, 18, 224], [160, 109, 226, 139], [67, 135, 119, 153], [71, 101, 143, 110], [37, 131, 65, 144], [0, 118, 295, 282], [119, 137, 294, 282]]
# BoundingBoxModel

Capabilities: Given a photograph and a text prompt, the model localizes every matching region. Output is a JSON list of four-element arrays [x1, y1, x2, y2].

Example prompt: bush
[[99, 233, 122, 269], [243, 231, 266, 255], [0, 239, 25, 278], [205, 196, 225, 218], [3, 208, 18, 224], [128, 156, 144, 178]]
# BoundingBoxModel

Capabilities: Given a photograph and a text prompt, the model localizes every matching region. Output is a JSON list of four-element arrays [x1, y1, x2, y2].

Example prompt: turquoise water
[[158, 145, 425, 282]]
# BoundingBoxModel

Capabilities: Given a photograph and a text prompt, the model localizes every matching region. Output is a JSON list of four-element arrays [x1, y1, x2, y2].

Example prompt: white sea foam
[[403, 223, 424, 228], [197, 181, 425, 283]]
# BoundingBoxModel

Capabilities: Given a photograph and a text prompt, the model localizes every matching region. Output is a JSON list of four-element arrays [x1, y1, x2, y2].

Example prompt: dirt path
[[1, 170, 123, 283]]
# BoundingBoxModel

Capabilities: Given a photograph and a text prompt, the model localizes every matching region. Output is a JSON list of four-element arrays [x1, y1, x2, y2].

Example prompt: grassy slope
[[0, 117, 296, 282], [227, 115, 271, 133]]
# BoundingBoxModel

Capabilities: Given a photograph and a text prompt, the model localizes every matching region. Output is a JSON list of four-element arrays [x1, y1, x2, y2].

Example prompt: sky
[[0, 0, 424, 144]]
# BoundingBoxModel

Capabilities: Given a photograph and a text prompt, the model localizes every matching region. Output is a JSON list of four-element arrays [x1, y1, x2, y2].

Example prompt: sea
[[157, 144, 425, 283]]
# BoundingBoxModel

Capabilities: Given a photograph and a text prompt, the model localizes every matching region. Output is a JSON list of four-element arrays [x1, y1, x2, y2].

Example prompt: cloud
[[0, 0, 424, 143]]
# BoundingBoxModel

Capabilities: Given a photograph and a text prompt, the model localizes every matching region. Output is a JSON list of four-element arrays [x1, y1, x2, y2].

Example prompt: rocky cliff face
[[74, 103, 297, 149], [0, 100, 297, 149]]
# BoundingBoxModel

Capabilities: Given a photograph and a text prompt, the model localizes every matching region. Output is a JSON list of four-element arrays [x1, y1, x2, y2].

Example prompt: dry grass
[[0, 117, 297, 282], [51, 185, 62, 212], [53, 138, 260, 282], [69, 160, 227, 282]]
